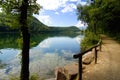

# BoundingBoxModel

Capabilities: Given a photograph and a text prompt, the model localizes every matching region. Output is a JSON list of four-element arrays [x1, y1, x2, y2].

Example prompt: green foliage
[[81, 31, 99, 51], [0, 16, 48, 32], [16, 37, 23, 49], [0, 33, 20, 49], [9, 74, 45, 80], [0, 13, 20, 29], [9, 77, 20, 80], [29, 17, 48, 32], [0, 0, 42, 29], [77, 0, 120, 42], [0, 0, 41, 14], [30, 74, 39, 80], [48, 26, 80, 32]]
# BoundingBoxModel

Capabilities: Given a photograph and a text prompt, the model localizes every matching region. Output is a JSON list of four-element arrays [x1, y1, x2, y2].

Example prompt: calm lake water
[[0, 33, 83, 79]]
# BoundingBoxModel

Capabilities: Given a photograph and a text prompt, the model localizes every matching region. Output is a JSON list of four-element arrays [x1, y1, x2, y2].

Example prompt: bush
[[30, 74, 39, 80], [81, 31, 99, 51]]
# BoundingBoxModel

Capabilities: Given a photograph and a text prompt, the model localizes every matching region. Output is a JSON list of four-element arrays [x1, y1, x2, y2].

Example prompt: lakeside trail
[[82, 35, 120, 80]]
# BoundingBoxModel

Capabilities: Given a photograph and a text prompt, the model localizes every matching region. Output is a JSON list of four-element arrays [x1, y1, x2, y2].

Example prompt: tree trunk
[[20, 0, 30, 80]]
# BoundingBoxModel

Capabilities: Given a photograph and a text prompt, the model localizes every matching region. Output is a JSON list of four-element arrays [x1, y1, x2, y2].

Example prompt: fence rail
[[73, 39, 102, 80]]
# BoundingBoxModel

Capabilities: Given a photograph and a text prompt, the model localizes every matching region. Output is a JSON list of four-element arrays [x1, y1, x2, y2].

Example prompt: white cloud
[[38, 39, 51, 48], [78, 0, 87, 5], [61, 3, 76, 13], [37, 0, 68, 10], [70, 0, 78, 2], [35, 0, 87, 26], [37, 15, 52, 25], [55, 12, 59, 15], [74, 36, 83, 44], [75, 20, 87, 28], [37, 0, 87, 11]]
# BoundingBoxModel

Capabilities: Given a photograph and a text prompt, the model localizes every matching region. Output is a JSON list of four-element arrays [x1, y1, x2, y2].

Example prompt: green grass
[[9, 74, 45, 80]]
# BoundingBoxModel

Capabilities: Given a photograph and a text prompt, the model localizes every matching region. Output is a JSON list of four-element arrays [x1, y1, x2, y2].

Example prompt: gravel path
[[82, 35, 120, 80]]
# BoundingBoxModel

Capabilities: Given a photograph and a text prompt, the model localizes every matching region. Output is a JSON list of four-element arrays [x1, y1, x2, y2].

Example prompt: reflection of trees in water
[[0, 32, 80, 49], [0, 33, 20, 49]]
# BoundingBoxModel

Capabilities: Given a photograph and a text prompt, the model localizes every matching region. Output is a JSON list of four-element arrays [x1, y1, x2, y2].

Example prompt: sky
[[34, 0, 87, 28]]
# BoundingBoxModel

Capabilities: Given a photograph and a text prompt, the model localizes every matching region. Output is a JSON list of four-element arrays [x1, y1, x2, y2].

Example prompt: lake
[[0, 32, 83, 79]]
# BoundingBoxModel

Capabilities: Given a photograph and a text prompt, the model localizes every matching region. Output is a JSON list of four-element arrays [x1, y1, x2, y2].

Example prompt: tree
[[0, 0, 41, 28], [0, 0, 41, 80], [20, 0, 30, 80], [77, 0, 120, 38], [77, 0, 120, 50]]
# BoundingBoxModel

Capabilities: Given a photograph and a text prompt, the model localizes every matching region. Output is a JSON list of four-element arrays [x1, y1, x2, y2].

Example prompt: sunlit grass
[[9, 74, 45, 80]]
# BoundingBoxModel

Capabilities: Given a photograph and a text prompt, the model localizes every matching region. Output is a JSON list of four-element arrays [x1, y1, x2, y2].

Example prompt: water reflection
[[36, 37, 80, 54], [0, 33, 83, 79]]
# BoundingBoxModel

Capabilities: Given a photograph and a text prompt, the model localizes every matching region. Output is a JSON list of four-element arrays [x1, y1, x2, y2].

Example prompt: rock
[[57, 71, 67, 80], [82, 51, 94, 65], [55, 67, 66, 79], [55, 50, 96, 80], [55, 63, 86, 80]]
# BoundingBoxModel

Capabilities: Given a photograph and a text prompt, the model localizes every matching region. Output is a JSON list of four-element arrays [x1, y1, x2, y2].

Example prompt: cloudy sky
[[0, 0, 88, 27], [34, 0, 87, 27]]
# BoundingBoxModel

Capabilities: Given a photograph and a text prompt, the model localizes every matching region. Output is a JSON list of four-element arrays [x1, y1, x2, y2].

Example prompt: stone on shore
[[55, 49, 96, 80], [82, 51, 94, 65], [55, 63, 86, 80]]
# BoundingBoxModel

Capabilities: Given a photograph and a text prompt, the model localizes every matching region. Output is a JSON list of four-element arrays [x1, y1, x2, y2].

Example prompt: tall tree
[[20, 0, 29, 80], [0, 0, 41, 80]]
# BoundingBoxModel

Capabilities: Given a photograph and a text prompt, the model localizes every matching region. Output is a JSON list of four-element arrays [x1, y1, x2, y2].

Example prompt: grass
[[9, 74, 45, 80]]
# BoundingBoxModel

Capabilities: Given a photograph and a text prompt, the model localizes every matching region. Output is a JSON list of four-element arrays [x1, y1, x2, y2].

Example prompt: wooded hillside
[[0, 16, 80, 32], [77, 0, 120, 41]]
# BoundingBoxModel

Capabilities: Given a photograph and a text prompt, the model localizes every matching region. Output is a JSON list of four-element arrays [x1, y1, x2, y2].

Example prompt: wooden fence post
[[95, 47, 98, 64], [79, 55, 82, 80], [99, 40, 102, 51]]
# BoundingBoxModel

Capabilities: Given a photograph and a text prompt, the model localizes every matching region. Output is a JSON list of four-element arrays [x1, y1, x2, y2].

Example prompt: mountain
[[0, 16, 80, 32], [30, 17, 49, 32], [0, 16, 49, 32]]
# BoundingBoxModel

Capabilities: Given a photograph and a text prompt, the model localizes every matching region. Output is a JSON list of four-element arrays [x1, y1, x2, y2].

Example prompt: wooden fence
[[73, 39, 102, 80]]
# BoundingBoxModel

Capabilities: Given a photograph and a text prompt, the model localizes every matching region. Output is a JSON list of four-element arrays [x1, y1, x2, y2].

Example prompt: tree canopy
[[77, 0, 120, 40], [0, 0, 42, 28], [0, 0, 41, 14]]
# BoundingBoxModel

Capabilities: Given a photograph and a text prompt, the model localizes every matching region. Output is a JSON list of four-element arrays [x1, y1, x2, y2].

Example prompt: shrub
[[81, 31, 99, 51]]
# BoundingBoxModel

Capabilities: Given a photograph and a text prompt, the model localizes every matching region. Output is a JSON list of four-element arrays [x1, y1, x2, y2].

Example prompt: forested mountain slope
[[0, 16, 80, 32]]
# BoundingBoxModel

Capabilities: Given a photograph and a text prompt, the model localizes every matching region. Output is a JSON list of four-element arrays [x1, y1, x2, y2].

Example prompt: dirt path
[[83, 35, 120, 80]]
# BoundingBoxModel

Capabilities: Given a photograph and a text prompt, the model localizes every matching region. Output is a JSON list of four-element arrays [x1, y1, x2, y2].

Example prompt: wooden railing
[[73, 39, 102, 80]]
